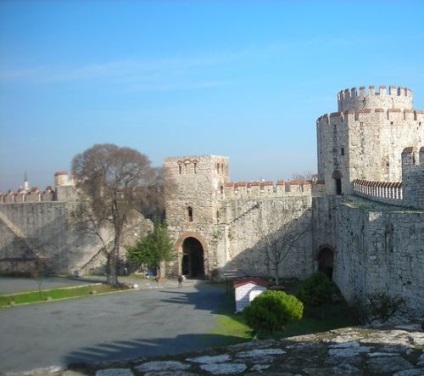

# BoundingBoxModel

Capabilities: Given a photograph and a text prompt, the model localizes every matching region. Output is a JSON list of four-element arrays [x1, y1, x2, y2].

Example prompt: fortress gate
[[181, 237, 205, 278]]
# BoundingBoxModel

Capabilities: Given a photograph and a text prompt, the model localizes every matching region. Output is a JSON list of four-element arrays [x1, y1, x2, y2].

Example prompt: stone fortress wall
[[165, 85, 424, 317], [0, 85, 423, 317], [402, 146, 424, 209], [163, 150, 423, 315], [312, 86, 424, 317], [0, 200, 150, 276], [0, 171, 151, 275], [335, 201, 424, 313], [164, 155, 316, 280]]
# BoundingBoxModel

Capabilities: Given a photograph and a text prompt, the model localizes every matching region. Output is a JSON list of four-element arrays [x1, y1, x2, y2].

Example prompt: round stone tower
[[317, 85, 424, 195]]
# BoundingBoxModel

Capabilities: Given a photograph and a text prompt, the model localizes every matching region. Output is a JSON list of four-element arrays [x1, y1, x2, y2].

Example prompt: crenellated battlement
[[401, 146, 424, 209], [0, 186, 56, 203], [0, 171, 76, 203], [401, 146, 424, 165], [351, 147, 424, 209], [317, 108, 424, 125], [221, 179, 313, 199], [338, 85, 412, 101], [165, 154, 229, 178], [337, 85, 413, 112], [353, 179, 403, 205]]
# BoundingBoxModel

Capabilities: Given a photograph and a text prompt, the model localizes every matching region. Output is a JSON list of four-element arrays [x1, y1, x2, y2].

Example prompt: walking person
[[178, 274, 186, 288], [154, 274, 162, 287]]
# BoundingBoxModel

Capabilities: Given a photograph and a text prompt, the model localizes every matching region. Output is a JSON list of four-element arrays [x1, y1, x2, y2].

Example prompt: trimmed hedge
[[243, 290, 303, 333]]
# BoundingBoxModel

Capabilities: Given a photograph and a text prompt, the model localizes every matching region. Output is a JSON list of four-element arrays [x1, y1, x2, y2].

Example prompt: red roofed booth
[[234, 277, 268, 313]]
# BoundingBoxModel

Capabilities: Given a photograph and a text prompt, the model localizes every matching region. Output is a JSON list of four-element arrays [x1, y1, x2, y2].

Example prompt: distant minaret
[[23, 172, 29, 192]]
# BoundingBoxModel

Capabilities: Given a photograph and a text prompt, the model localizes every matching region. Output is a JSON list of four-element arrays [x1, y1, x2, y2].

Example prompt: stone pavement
[[4, 322, 424, 376]]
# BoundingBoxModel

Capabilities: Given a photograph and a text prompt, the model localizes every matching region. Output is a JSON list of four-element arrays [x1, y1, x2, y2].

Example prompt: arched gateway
[[182, 237, 204, 277], [316, 246, 335, 280], [176, 233, 208, 279]]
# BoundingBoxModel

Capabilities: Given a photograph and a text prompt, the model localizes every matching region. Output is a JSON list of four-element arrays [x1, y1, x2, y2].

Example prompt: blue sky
[[1, 0, 423, 192]]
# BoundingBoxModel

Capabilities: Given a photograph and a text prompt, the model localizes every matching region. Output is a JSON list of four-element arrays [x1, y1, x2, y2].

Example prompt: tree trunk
[[106, 234, 121, 286], [275, 268, 279, 287]]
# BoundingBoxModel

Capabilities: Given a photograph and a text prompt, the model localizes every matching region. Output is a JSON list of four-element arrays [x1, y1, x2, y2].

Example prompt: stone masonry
[[0, 85, 423, 317], [317, 86, 424, 195], [164, 85, 424, 317]]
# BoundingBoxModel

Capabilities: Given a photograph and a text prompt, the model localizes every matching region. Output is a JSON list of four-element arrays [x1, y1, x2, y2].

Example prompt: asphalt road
[[0, 279, 232, 373]]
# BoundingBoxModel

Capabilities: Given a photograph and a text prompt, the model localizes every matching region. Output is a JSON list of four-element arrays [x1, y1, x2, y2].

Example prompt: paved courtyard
[[1, 278, 424, 376], [0, 277, 230, 373]]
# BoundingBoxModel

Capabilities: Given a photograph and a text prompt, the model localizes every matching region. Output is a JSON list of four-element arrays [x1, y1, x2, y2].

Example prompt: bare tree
[[262, 218, 311, 286], [71, 144, 163, 285], [290, 171, 316, 181], [134, 166, 168, 221]]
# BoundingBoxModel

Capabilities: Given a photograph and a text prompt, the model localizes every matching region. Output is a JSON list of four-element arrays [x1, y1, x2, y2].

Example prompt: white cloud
[[0, 54, 236, 93], [0, 37, 366, 92]]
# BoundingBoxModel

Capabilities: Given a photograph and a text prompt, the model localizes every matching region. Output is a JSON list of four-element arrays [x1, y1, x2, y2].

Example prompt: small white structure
[[234, 277, 268, 313]]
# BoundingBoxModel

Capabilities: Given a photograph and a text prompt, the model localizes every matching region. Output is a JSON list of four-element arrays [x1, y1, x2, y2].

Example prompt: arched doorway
[[182, 237, 205, 278], [317, 247, 334, 280], [332, 170, 343, 195]]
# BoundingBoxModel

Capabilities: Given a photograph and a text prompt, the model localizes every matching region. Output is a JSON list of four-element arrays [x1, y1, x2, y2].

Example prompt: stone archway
[[317, 246, 334, 280], [181, 237, 205, 278], [175, 233, 208, 279]]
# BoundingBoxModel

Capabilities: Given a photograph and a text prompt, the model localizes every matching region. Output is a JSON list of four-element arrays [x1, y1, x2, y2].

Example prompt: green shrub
[[243, 290, 303, 334], [350, 292, 406, 324], [296, 272, 336, 307]]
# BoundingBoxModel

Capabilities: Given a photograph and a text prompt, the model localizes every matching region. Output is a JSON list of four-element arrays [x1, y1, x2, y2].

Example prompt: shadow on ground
[[61, 282, 245, 367], [65, 325, 424, 376], [63, 332, 245, 367]]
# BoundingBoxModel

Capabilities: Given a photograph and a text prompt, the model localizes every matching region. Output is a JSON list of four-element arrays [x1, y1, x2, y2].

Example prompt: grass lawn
[[211, 279, 355, 344], [213, 300, 353, 344], [211, 293, 253, 346], [0, 283, 131, 308], [281, 302, 354, 338]]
